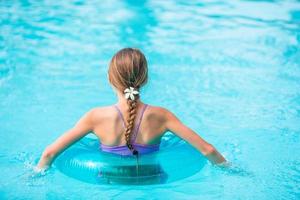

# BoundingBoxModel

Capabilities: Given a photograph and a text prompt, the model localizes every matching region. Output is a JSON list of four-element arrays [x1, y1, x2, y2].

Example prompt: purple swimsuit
[[100, 104, 160, 156]]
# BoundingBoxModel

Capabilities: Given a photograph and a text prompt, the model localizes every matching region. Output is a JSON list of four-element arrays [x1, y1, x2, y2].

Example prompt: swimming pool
[[1, 0, 300, 199]]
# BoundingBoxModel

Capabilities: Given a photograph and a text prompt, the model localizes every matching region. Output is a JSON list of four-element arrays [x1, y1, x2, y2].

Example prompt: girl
[[36, 48, 226, 174]]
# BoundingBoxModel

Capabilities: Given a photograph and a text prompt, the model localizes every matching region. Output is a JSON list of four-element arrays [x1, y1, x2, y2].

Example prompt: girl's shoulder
[[85, 104, 175, 124], [84, 105, 117, 124], [147, 104, 168, 113], [145, 104, 174, 121], [149, 103, 176, 112], [147, 104, 180, 123]]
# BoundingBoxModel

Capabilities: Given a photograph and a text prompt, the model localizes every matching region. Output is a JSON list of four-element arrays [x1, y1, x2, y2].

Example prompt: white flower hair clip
[[124, 87, 139, 100]]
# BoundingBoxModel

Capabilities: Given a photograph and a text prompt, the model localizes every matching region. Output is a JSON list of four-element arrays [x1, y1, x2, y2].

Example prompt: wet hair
[[108, 48, 148, 155]]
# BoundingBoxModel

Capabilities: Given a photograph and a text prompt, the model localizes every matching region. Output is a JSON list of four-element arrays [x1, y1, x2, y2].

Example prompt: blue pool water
[[1, 0, 300, 199]]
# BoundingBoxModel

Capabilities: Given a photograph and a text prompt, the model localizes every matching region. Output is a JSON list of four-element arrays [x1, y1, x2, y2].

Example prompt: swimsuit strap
[[114, 105, 126, 128], [132, 104, 148, 142], [114, 104, 148, 142]]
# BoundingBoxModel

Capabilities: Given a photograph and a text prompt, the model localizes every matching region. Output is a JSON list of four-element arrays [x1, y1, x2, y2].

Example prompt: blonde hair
[[108, 48, 148, 155]]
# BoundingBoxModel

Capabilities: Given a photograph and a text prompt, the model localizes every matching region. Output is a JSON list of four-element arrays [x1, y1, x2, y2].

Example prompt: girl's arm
[[35, 109, 95, 171], [164, 109, 226, 165]]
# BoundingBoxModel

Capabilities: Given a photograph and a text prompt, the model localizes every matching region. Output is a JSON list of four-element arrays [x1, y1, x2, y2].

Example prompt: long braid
[[125, 98, 139, 180], [125, 98, 139, 155]]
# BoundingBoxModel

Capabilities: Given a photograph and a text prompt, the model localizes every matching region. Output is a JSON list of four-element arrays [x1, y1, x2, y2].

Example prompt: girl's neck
[[115, 91, 143, 108]]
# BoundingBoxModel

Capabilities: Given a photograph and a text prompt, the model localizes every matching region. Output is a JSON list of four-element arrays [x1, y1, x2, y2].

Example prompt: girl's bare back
[[89, 103, 167, 146]]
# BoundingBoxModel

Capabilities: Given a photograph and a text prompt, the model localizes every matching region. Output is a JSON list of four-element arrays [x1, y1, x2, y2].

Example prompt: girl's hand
[[216, 160, 232, 168], [33, 165, 48, 173]]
